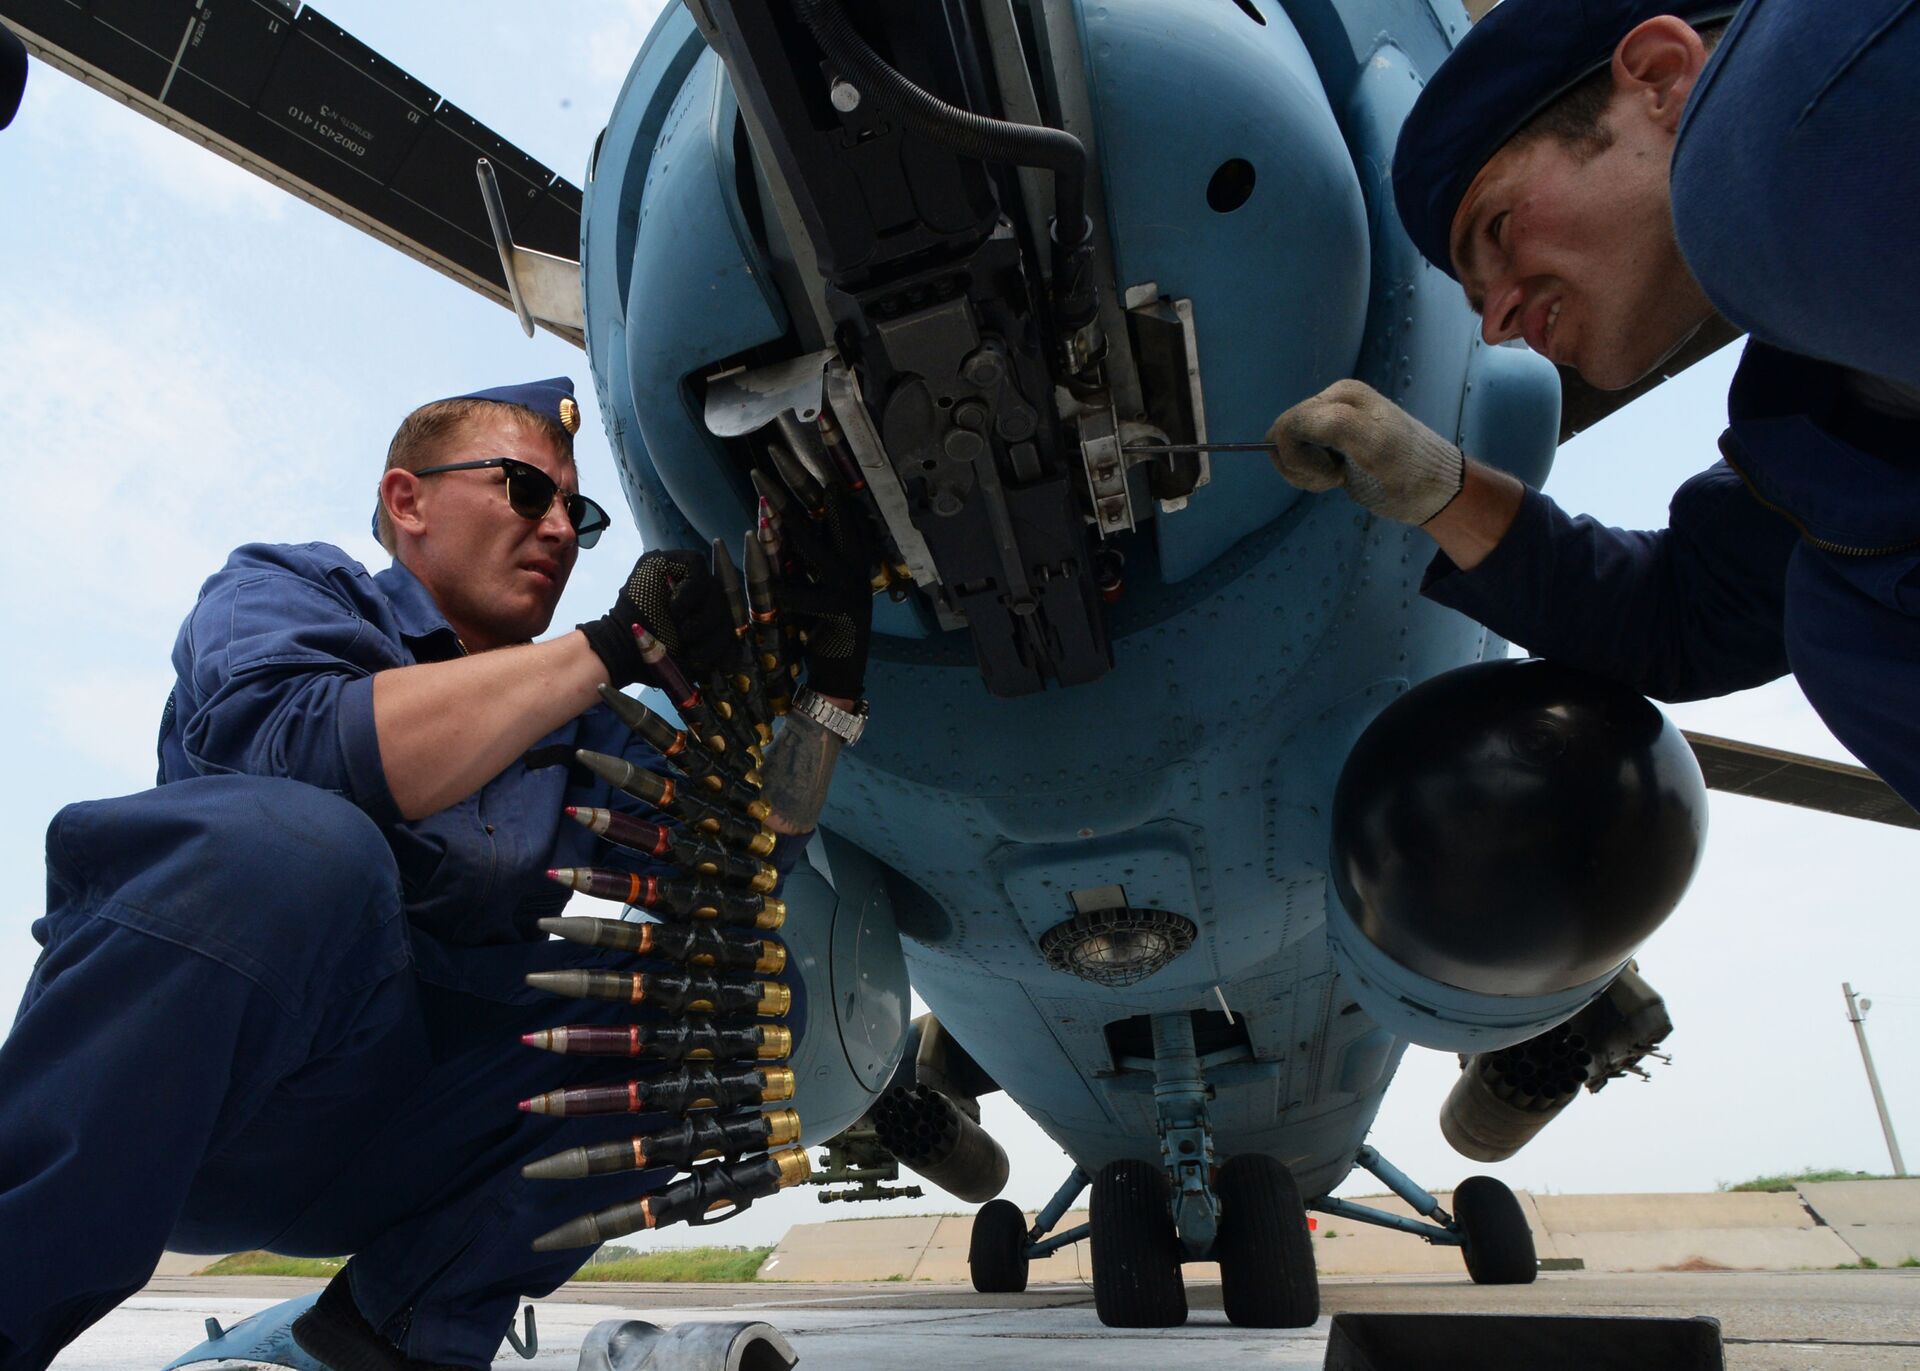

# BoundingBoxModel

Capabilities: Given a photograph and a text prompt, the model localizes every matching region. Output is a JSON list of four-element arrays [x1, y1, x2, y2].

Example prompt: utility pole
[[1842, 983, 1908, 1178]]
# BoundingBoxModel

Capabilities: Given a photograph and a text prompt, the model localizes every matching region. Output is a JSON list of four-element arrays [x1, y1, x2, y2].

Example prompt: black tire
[[1090, 1160, 1188, 1327], [1454, 1175, 1538, 1285], [1213, 1154, 1320, 1327], [969, 1198, 1031, 1293]]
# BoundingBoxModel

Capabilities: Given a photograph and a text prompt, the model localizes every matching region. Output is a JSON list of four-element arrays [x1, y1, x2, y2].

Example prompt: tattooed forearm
[[762, 708, 844, 835]]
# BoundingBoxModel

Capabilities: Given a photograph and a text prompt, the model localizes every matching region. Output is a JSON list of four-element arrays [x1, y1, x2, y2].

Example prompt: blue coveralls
[[1427, 0, 1920, 809], [0, 543, 804, 1369]]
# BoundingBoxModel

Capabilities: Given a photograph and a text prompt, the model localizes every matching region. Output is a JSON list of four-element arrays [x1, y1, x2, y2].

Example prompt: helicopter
[[3, 0, 1914, 1344]]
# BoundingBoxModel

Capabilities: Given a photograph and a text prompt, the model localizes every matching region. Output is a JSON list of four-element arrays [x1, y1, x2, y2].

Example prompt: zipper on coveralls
[[1718, 440, 1920, 558]]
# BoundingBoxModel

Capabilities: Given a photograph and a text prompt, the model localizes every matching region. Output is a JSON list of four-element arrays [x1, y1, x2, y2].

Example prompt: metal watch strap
[[792, 688, 869, 746]]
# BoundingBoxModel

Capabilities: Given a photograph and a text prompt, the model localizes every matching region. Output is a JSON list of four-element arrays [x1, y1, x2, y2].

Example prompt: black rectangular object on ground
[[1325, 1313, 1725, 1371]]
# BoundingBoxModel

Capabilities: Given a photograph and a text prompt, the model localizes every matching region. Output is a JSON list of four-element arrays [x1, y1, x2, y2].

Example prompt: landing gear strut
[[1084, 1012, 1320, 1328], [1309, 1146, 1538, 1285]]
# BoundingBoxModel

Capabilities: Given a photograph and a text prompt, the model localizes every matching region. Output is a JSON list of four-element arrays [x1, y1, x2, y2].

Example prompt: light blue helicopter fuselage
[[582, 0, 1561, 1201]]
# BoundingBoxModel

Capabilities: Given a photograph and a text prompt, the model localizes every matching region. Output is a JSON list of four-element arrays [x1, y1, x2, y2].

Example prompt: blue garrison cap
[[2, 23, 27, 131], [434, 376, 583, 436], [373, 377, 582, 537], [1393, 0, 1741, 281]]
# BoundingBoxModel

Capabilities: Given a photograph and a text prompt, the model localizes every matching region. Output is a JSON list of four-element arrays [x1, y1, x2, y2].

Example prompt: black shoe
[[291, 1269, 480, 1371]]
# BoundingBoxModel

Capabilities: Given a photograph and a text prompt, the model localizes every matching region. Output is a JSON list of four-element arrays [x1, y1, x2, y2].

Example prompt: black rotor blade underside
[[1684, 730, 1920, 831], [2, 0, 582, 345]]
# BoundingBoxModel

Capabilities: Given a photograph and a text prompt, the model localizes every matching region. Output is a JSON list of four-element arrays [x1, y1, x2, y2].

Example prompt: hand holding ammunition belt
[[523, 539, 810, 1251]]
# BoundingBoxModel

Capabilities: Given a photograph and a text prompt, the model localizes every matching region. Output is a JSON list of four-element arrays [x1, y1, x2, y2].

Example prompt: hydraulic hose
[[792, 0, 1093, 268]]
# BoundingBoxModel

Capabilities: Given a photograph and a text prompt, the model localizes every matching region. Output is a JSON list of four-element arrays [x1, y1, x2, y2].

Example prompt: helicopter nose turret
[[1326, 659, 1707, 1051]]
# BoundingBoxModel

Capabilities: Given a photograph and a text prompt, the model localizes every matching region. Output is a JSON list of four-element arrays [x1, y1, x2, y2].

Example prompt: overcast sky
[[0, 1, 1911, 1256]]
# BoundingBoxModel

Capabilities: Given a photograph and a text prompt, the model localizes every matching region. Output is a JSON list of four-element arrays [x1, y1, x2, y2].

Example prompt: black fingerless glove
[[581, 550, 738, 689]]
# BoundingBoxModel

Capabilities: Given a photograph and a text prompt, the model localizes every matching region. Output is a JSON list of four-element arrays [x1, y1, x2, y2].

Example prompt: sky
[[0, 1, 1911, 1259]]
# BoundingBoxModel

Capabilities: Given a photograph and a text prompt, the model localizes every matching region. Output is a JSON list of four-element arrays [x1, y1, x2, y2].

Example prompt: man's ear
[[382, 468, 427, 541], [1612, 15, 1709, 132]]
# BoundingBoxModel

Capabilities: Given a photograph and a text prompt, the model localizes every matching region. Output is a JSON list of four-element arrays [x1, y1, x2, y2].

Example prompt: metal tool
[[1121, 441, 1278, 455]]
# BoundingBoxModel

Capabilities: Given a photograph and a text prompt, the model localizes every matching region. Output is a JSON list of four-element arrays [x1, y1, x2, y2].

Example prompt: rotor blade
[[1683, 730, 1920, 831], [1, 0, 583, 347], [1558, 315, 1744, 444]]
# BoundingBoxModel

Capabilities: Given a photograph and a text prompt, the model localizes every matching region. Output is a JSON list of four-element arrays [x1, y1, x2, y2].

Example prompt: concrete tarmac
[[60, 1270, 1920, 1371]]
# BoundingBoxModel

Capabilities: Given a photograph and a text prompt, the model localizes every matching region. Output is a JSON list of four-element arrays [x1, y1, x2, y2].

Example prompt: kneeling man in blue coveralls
[[1267, 0, 1920, 808], [0, 378, 873, 1370]]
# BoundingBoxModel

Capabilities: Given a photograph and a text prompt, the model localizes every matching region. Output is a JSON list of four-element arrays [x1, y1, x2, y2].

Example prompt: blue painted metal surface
[[1327, 886, 1626, 1053], [1029, 1221, 1093, 1258], [162, 1293, 324, 1371], [1076, 0, 1370, 582], [1031, 1165, 1091, 1241], [1151, 1012, 1219, 1256], [581, 0, 1577, 1212], [1356, 1143, 1451, 1222]]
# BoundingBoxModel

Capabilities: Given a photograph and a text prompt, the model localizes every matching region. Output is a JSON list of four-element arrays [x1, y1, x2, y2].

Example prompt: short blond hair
[[375, 398, 575, 552]]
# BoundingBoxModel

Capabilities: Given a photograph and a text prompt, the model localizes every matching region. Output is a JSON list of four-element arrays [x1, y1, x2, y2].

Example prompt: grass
[[1720, 1168, 1897, 1193], [199, 1253, 345, 1278], [202, 1245, 773, 1283], [570, 1246, 774, 1283]]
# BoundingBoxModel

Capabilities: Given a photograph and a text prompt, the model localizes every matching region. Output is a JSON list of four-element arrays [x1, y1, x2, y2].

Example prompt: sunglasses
[[413, 458, 611, 548]]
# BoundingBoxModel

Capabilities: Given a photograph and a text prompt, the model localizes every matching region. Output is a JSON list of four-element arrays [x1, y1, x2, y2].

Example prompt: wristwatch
[[792, 687, 869, 746]]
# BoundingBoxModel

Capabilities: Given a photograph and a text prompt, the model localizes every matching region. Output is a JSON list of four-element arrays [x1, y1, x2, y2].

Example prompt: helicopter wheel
[[1214, 1154, 1320, 1327], [1090, 1160, 1187, 1327], [1454, 1175, 1538, 1285], [968, 1198, 1030, 1293]]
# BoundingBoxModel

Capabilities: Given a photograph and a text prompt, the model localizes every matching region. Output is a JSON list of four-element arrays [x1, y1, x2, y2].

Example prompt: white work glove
[[1265, 379, 1465, 526]]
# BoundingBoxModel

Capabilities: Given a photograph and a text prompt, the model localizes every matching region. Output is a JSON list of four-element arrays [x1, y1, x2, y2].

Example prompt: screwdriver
[[1121, 441, 1279, 455]]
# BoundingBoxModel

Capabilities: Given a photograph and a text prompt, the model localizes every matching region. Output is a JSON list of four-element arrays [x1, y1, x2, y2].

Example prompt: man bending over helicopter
[[1265, 0, 1920, 811]]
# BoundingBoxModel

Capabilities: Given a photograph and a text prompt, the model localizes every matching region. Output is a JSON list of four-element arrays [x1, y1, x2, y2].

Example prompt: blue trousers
[[0, 776, 689, 1369]]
